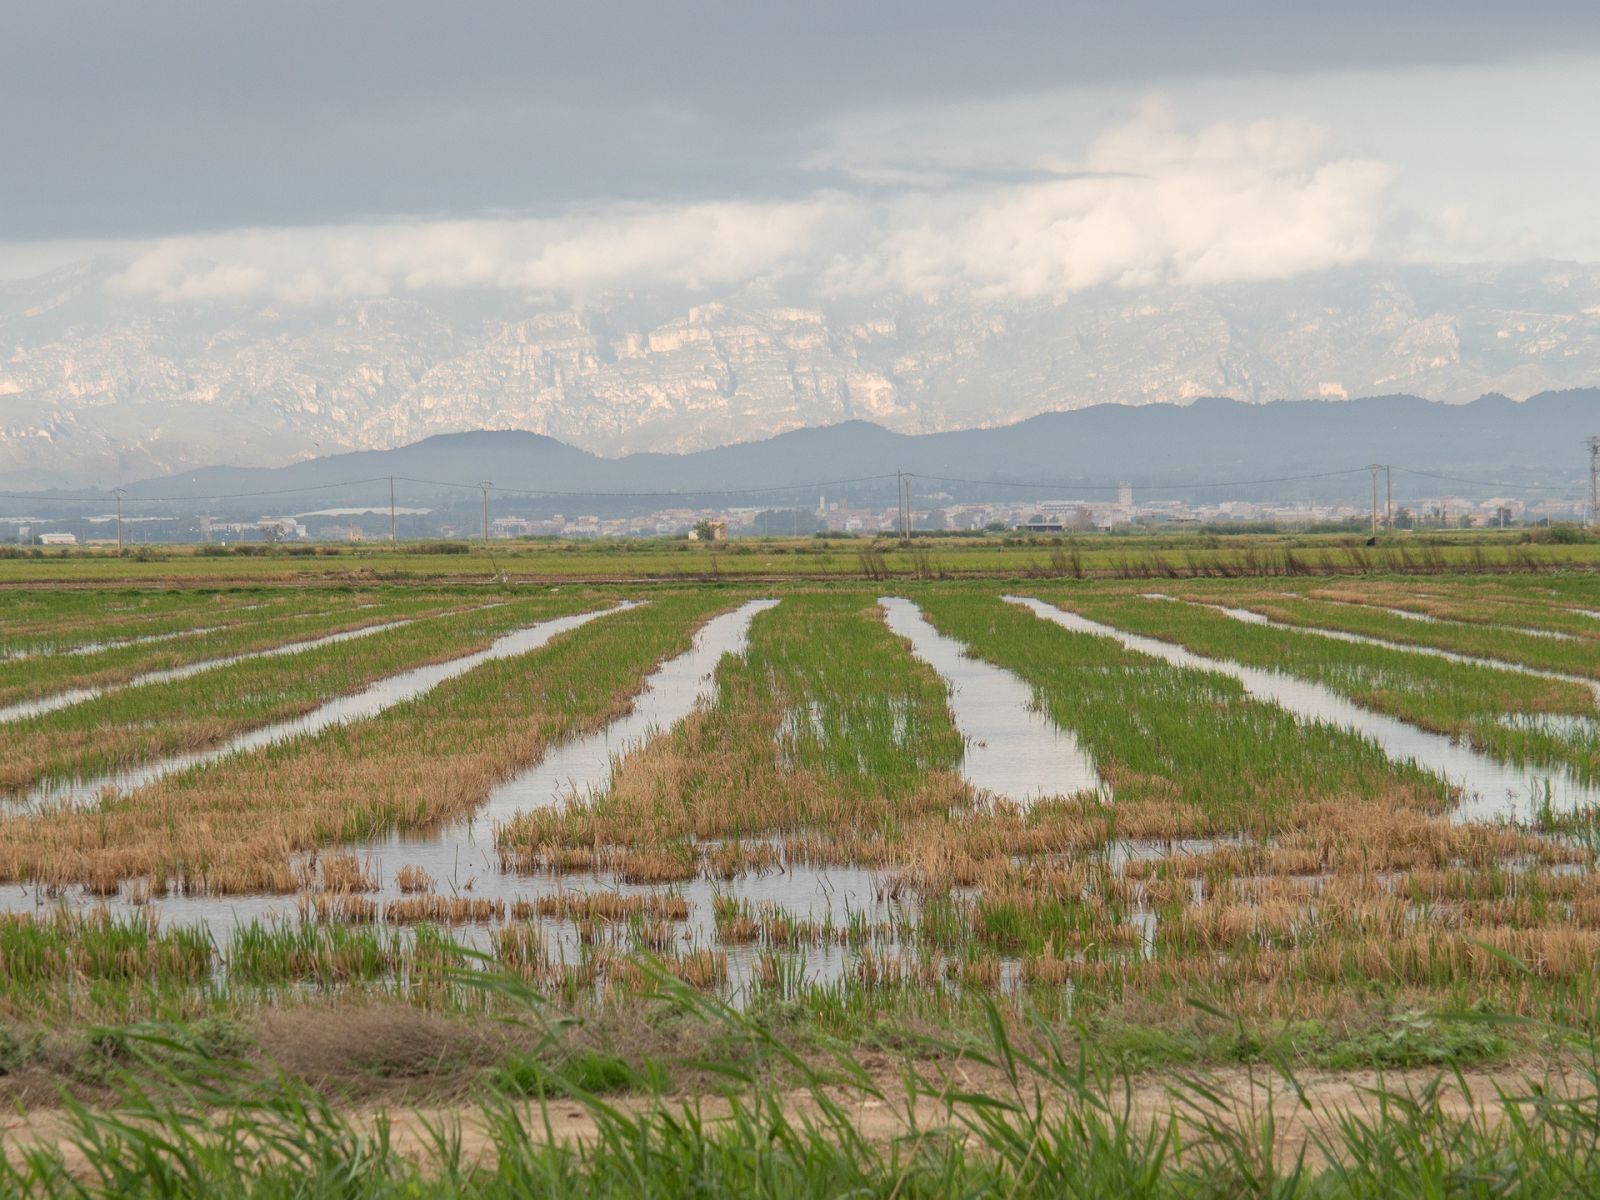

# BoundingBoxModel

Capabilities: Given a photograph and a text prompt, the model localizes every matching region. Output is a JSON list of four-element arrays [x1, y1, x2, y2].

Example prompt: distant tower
[[1118, 482, 1133, 510]]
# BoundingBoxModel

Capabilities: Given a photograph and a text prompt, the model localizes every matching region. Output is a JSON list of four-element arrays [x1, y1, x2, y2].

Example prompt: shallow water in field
[[0, 618, 418, 725], [880, 596, 1105, 806], [0, 601, 514, 726], [17, 604, 633, 811], [1495, 711, 1600, 740], [1375, 605, 1439, 623], [0, 595, 919, 994], [482, 598, 779, 821], [1201, 602, 1600, 705], [1, 626, 229, 662], [1010, 596, 1600, 823], [1322, 597, 1588, 642], [0, 846, 904, 996]]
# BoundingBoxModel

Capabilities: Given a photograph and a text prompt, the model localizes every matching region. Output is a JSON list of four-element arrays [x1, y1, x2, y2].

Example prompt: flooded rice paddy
[[483, 599, 777, 821], [17, 604, 634, 811], [1009, 595, 1600, 823], [1189, 599, 1600, 705], [6, 579, 1600, 1005], [880, 597, 1105, 806], [0, 617, 417, 724]]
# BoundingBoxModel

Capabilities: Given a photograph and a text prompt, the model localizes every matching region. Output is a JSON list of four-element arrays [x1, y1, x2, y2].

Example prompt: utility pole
[[478, 481, 493, 546], [1385, 464, 1392, 532], [1589, 436, 1600, 530], [1369, 464, 1381, 538], [389, 476, 396, 544], [113, 488, 125, 549]]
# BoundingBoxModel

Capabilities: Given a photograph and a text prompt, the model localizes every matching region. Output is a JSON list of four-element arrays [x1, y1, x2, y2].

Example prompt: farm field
[[2, 527, 1600, 585], [3, 564, 1600, 1193]]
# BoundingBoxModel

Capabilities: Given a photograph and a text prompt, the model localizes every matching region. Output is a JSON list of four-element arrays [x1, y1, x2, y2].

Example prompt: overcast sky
[[5, 1, 1599, 297]]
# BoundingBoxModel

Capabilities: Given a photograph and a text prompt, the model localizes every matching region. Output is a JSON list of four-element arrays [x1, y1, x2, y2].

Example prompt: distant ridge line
[[2, 463, 1588, 506]]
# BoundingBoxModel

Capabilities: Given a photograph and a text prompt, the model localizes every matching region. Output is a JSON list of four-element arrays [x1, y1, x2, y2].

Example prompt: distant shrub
[[1527, 523, 1593, 545], [494, 1048, 658, 1096]]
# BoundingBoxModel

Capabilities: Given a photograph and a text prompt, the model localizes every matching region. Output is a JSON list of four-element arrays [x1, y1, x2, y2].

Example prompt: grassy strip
[[0, 591, 468, 707], [498, 592, 968, 862], [0, 591, 734, 895], [1191, 587, 1600, 678], [1292, 581, 1600, 638], [0, 595, 629, 793], [1056, 591, 1600, 783], [2, 533, 1599, 584], [0, 589, 302, 647]]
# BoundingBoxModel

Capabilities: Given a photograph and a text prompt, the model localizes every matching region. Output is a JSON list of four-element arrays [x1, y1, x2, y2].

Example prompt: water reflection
[[880, 596, 1106, 806], [484, 599, 778, 820], [18, 604, 633, 811], [1009, 596, 1600, 823]]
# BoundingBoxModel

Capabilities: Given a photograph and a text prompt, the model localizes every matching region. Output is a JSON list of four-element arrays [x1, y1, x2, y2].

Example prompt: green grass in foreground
[[4, 964, 1599, 1198]]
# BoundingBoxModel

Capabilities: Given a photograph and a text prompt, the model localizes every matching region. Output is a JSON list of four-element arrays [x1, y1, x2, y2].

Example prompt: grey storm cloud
[[5, 0, 1599, 240]]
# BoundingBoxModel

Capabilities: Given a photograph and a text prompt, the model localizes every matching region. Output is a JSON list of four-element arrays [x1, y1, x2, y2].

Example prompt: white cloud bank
[[109, 104, 1394, 306]]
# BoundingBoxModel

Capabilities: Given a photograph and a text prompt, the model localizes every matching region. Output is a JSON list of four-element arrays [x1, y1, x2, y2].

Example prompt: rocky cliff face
[[3, 261, 1600, 487]]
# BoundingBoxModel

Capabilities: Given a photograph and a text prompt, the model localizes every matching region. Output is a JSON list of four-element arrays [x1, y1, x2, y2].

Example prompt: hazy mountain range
[[4, 259, 1600, 491], [6, 392, 1593, 523]]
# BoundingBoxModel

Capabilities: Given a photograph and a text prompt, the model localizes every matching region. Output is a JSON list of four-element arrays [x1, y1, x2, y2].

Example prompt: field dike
[[879, 596, 1106, 806], [1009, 595, 1600, 822], [16, 603, 630, 811]]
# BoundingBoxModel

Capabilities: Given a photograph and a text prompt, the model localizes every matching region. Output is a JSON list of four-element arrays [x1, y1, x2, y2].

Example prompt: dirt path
[[4, 1063, 1580, 1176]]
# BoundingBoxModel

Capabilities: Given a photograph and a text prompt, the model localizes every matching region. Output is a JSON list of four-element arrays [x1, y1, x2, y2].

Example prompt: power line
[[386, 473, 903, 500], [0, 462, 1590, 508], [908, 466, 1378, 492], [0, 476, 399, 504], [1391, 466, 1586, 495], [0, 473, 902, 505]]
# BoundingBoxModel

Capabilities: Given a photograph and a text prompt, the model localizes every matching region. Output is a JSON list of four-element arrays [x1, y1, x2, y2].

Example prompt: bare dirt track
[[3, 1056, 1584, 1177]]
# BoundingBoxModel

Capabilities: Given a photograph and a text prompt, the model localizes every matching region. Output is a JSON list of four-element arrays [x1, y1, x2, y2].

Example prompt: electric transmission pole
[[478, 481, 493, 546], [113, 488, 126, 549], [1385, 464, 1392, 532], [1369, 465, 1381, 538], [1589, 437, 1600, 530], [389, 476, 396, 544]]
